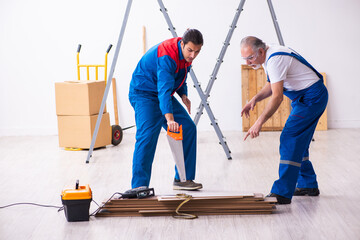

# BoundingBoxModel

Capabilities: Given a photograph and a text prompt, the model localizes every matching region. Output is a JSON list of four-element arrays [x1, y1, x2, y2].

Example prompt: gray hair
[[240, 36, 266, 52]]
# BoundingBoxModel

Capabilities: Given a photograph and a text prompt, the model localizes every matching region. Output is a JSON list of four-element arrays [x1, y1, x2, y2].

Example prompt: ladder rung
[[195, 109, 204, 115], [210, 120, 219, 126], [218, 141, 228, 145]]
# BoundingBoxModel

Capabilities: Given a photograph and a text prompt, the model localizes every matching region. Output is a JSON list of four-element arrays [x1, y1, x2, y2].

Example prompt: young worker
[[129, 29, 204, 191]]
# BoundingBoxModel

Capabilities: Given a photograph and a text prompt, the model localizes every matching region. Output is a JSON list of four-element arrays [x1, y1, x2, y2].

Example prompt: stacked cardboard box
[[95, 193, 277, 217], [55, 80, 111, 149]]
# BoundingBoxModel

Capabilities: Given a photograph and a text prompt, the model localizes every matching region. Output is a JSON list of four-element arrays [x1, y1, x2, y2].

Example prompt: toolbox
[[61, 184, 92, 222]]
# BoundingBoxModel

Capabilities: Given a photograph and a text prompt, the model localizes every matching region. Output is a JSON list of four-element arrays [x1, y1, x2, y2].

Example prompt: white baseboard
[[1, 120, 360, 137], [328, 119, 360, 129], [0, 128, 58, 137]]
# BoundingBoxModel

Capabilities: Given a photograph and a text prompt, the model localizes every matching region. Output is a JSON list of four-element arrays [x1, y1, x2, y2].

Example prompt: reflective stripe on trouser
[[271, 81, 328, 199], [129, 91, 197, 188], [297, 149, 317, 188]]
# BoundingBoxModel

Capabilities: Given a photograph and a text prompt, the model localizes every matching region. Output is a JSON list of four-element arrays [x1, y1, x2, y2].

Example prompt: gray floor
[[0, 129, 360, 240]]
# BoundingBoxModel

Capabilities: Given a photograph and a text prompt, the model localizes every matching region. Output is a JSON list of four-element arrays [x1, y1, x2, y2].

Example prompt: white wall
[[1, 0, 359, 136]]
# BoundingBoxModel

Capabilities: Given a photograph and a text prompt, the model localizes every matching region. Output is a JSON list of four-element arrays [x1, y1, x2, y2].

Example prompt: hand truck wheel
[[111, 125, 123, 146]]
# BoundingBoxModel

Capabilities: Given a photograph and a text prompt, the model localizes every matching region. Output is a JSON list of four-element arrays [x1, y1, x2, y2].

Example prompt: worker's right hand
[[167, 120, 179, 132], [241, 99, 256, 118], [165, 113, 179, 132], [244, 121, 262, 141]]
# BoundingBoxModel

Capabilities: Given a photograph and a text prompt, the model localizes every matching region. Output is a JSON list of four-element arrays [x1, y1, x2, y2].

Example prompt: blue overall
[[267, 51, 328, 199], [129, 37, 197, 188]]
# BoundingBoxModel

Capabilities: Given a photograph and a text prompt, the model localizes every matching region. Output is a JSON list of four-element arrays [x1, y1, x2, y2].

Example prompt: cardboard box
[[57, 112, 111, 148], [55, 80, 106, 116]]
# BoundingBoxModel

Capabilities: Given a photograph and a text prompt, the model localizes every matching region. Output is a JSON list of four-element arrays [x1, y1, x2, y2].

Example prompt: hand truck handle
[[106, 44, 113, 53], [77, 44, 82, 53]]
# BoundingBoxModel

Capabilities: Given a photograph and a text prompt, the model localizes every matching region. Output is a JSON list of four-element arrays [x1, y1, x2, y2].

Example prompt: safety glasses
[[242, 51, 259, 61]]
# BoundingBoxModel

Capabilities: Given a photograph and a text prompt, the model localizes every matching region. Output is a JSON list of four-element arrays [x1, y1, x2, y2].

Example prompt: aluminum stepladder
[[158, 0, 233, 159], [86, 0, 133, 163], [193, 0, 284, 126], [158, 0, 285, 160], [86, 0, 232, 163], [86, 0, 285, 163]]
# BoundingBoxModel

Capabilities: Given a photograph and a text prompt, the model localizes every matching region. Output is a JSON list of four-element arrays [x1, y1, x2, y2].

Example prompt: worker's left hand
[[182, 95, 191, 114], [244, 122, 262, 141]]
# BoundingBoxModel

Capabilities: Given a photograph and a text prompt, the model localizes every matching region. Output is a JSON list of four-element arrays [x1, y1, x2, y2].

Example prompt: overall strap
[[266, 51, 323, 82]]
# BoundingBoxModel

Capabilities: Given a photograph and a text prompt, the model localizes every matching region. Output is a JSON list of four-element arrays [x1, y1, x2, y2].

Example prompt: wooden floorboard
[[0, 129, 360, 239]]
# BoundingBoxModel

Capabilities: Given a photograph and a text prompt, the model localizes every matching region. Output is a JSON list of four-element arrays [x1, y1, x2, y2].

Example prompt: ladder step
[[219, 138, 227, 145], [193, 82, 201, 87], [209, 75, 218, 80], [210, 119, 219, 126], [195, 107, 203, 112]]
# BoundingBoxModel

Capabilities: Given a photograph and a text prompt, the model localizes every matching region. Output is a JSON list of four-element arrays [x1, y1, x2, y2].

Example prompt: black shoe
[[266, 193, 291, 204], [293, 188, 320, 196]]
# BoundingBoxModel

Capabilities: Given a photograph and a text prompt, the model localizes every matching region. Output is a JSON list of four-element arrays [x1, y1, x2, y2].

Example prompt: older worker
[[240, 36, 328, 204]]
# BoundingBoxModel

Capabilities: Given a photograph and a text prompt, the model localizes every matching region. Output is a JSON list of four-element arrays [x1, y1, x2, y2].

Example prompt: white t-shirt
[[263, 45, 320, 91]]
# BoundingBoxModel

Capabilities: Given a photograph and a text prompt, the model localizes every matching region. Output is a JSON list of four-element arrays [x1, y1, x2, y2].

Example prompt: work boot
[[293, 188, 320, 196], [173, 179, 203, 190], [266, 193, 291, 204]]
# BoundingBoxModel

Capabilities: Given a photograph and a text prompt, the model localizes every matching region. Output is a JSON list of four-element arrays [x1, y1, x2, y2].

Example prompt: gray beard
[[251, 64, 261, 70]]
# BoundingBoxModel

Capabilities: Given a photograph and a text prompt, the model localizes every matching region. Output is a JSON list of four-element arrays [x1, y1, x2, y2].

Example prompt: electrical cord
[[0, 195, 119, 216], [89, 187, 155, 216], [0, 187, 153, 217], [122, 125, 135, 131], [89, 192, 122, 216], [0, 202, 63, 210]]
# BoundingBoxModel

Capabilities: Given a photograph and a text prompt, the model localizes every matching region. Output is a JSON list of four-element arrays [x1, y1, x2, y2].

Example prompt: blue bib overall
[[267, 51, 328, 199]]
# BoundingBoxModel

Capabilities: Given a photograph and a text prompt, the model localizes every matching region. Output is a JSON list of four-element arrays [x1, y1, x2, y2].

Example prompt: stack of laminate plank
[[95, 193, 277, 217]]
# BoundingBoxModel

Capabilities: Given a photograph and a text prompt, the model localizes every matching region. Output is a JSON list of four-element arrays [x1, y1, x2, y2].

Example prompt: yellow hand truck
[[77, 44, 123, 147]]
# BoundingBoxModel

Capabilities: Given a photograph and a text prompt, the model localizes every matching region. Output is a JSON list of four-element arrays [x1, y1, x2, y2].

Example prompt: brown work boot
[[173, 179, 203, 190]]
